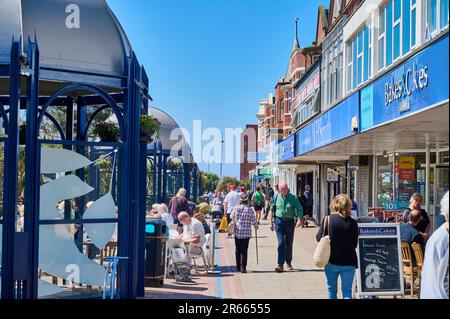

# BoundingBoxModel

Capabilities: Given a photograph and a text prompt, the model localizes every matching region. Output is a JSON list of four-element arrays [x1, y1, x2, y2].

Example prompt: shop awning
[[285, 102, 449, 162]]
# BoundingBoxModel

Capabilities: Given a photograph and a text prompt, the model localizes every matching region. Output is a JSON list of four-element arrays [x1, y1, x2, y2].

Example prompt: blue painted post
[[162, 155, 167, 204], [193, 167, 198, 203], [183, 163, 190, 200], [75, 97, 87, 253], [2, 39, 21, 299], [152, 149, 157, 204], [24, 38, 40, 299], [65, 97, 74, 216], [137, 143, 147, 297], [122, 53, 143, 299], [157, 152, 163, 203]]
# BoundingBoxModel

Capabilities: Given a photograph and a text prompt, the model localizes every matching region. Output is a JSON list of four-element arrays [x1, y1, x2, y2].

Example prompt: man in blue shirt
[[400, 210, 425, 265]]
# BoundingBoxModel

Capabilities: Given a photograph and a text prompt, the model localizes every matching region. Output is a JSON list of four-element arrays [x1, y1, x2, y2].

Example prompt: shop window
[[376, 156, 394, 207], [347, 25, 372, 92], [379, 8, 386, 70], [378, 0, 419, 71], [427, 0, 449, 38]]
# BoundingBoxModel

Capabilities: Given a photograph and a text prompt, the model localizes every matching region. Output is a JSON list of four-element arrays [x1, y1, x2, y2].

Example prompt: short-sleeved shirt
[[183, 218, 205, 247], [233, 205, 257, 239], [271, 193, 303, 219], [403, 208, 431, 234], [253, 191, 264, 205], [224, 191, 241, 216]]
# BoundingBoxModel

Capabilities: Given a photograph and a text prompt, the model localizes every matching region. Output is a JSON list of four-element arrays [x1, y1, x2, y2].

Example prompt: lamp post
[[220, 134, 224, 179]]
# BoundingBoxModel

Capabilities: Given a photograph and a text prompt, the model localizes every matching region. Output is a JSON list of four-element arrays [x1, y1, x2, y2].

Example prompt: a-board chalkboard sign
[[356, 224, 404, 297]]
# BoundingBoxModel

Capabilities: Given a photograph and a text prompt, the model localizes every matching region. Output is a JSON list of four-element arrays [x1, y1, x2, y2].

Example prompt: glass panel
[[357, 56, 363, 85], [441, 0, 449, 29], [38, 143, 122, 298], [394, 24, 401, 59], [394, 0, 402, 20], [428, 0, 438, 33], [403, 0, 411, 54], [38, 222, 118, 299], [380, 8, 386, 34], [386, 1, 393, 65], [364, 26, 370, 82], [379, 37, 385, 69], [353, 38, 358, 89], [377, 156, 394, 207], [412, 8, 417, 46]]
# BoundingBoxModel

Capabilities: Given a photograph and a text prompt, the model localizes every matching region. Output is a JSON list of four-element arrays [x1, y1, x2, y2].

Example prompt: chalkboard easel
[[356, 223, 404, 298]]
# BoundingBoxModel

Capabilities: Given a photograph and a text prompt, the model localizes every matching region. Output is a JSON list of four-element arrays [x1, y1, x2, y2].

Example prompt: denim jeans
[[324, 264, 356, 299], [274, 217, 295, 265]]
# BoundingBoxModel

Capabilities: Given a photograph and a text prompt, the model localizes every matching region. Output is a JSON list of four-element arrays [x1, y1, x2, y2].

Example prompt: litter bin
[[144, 219, 167, 287]]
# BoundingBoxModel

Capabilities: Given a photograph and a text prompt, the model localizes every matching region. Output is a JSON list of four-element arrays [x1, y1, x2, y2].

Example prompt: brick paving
[[144, 219, 414, 299]]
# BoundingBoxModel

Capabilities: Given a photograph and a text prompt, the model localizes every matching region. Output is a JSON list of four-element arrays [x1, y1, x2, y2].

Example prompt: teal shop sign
[[361, 84, 374, 132]]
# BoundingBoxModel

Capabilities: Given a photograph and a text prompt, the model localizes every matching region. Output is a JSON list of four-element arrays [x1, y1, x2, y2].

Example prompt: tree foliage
[[216, 176, 240, 192], [201, 172, 220, 192]]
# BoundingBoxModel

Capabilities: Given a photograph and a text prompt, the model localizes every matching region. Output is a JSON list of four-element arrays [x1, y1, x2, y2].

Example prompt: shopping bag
[[226, 220, 236, 235], [313, 216, 331, 269], [218, 215, 228, 232]]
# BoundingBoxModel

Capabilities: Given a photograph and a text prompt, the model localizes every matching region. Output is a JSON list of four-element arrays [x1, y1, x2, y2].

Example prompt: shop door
[[433, 164, 449, 231]]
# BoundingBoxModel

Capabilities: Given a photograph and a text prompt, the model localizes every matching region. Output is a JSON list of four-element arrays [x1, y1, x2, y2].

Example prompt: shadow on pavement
[[157, 283, 208, 292]]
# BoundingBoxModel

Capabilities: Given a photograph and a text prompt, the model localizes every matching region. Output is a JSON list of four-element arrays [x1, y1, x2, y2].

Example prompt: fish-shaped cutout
[[41, 148, 92, 174], [38, 279, 68, 298], [40, 175, 94, 220], [39, 224, 107, 287], [83, 193, 117, 249]]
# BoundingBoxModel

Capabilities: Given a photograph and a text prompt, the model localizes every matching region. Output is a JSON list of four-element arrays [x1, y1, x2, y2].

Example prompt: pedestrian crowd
[[145, 183, 448, 300]]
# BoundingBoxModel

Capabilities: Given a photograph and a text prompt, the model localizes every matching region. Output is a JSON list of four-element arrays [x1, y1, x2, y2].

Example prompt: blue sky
[[107, 0, 325, 178]]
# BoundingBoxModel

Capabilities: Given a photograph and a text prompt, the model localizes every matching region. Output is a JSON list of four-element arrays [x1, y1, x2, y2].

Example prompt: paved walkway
[[145, 219, 331, 299]]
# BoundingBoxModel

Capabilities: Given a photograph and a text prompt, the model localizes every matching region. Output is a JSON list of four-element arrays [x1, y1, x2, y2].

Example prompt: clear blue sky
[[107, 0, 325, 178]]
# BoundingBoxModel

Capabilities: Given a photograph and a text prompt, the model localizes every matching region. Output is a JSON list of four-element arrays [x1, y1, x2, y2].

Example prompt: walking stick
[[255, 226, 259, 265]]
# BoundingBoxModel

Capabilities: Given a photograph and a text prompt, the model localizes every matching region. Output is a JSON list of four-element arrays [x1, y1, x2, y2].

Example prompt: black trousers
[[234, 237, 250, 270]]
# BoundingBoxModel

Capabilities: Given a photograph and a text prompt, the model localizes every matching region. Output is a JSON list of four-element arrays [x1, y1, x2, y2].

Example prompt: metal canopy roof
[[0, 0, 131, 77], [148, 107, 194, 164]]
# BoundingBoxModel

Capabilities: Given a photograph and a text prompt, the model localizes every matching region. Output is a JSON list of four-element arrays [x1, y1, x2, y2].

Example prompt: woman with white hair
[[420, 191, 449, 299], [158, 203, 174, 225]]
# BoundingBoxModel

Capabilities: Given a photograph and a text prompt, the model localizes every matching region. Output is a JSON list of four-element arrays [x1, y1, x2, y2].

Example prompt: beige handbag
[[313, 216, 331, 269]]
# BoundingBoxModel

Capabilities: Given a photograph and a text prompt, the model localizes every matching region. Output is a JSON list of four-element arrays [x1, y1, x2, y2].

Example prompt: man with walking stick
[[231, 193, 258, 273], [270, 182, 304, 273]]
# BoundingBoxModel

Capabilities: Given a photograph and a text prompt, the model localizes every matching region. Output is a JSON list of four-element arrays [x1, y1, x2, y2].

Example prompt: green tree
[[241, 180, 250, 191], [217, 176, 240, 192], [201, 172, 220, 193]]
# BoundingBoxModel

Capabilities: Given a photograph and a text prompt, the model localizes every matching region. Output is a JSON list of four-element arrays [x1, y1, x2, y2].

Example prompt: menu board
[[357, 224, 404, 296]]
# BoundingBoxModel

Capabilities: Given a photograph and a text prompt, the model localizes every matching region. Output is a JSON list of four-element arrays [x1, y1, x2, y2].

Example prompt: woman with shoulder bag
[[316, 194, 359, 299]]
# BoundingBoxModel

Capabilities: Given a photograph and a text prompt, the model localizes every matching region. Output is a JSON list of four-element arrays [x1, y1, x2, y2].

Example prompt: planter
[[140, 132, 155, 144], [140, 115, 161, 144], [93, 122, 120, 143]]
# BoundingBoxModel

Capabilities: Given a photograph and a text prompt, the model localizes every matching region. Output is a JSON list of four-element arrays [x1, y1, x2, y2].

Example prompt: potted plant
[[140, 115, 161, 144], [93, 121, 120, 142]]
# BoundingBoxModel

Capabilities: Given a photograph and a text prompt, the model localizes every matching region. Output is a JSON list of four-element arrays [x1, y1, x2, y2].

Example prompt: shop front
[[280, 91, 360, 223], [360, 33, 449, 230]]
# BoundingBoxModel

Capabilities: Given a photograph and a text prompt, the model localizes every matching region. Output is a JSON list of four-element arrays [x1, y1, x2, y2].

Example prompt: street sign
[[327, 168, 339, 182], [356, 223, 404, 297]]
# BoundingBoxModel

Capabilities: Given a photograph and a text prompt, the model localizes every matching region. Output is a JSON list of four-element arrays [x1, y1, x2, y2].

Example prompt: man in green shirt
[[270, 182, 304, 272]]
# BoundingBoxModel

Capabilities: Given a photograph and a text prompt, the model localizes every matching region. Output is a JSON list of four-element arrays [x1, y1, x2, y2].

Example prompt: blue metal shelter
[[0, 0, 149, 299], [146, 107, 202, 206]]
